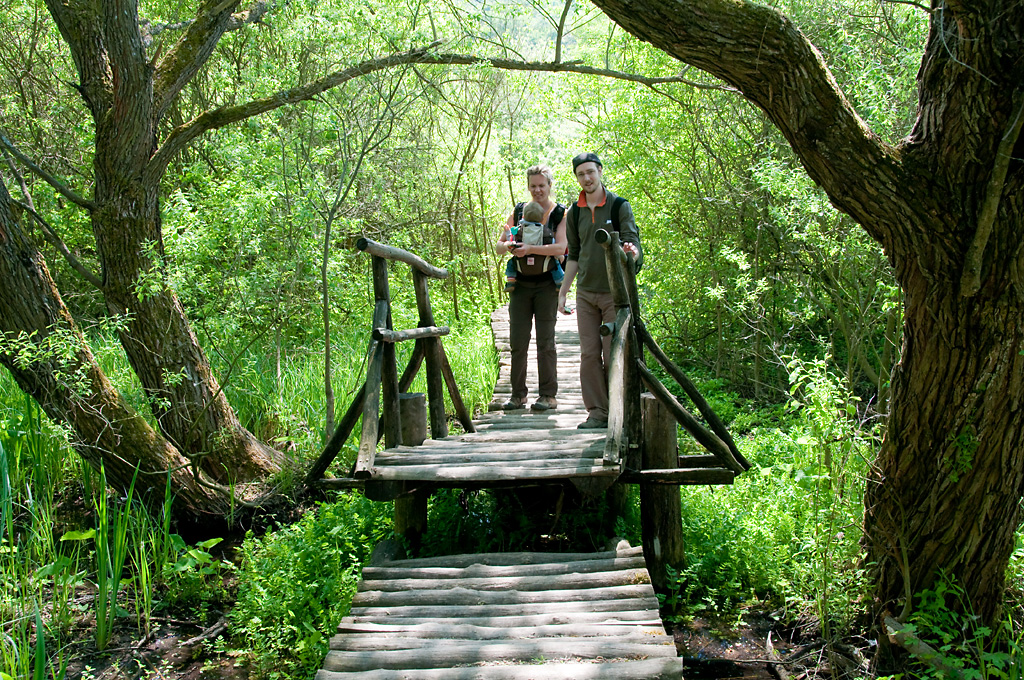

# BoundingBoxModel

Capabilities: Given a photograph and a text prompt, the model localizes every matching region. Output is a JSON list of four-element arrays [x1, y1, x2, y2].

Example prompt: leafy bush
[[230, 493, 393, 680], [891, 573, 1024, 680], [668, 360, 872, 630]]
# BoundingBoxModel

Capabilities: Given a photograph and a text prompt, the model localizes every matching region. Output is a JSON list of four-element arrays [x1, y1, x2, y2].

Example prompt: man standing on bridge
[[558, 152, 642, 429]]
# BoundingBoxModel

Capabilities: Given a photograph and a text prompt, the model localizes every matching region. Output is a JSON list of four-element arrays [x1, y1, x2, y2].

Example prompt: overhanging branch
[[15, 200, 103, 290], [147, 45, 723, 180], [153, 0, 245, 120], [0, 133, 97, 211]]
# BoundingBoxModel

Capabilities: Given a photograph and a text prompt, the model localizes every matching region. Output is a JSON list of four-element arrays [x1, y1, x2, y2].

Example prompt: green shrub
[[230, 493, 393, 680]]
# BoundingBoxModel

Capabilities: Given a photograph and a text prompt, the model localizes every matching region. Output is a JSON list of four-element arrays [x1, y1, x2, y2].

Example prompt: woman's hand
[[512, 243, 531, 257]]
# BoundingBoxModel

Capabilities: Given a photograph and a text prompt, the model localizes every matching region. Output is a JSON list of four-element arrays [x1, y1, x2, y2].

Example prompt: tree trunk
[[0, 177, 227, 517], [864, 265, 1024, 628], [41, 0, 285, 485], [588, 0, 1024, 637], [92, 131, 282, 484]]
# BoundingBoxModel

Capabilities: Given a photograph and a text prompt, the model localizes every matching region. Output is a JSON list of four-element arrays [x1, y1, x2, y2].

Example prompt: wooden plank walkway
[[366, 306, 619, 488], [316, 543, 683, 679]]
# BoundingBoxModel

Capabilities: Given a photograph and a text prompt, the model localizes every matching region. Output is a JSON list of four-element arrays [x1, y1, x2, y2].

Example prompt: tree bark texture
[[588, 0, 1024, 629], [0, 177, 226, 517], [41, 0, 282, 484]]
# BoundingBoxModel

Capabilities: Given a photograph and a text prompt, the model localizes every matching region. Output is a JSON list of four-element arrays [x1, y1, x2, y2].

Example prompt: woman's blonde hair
[[526, 165, 554, 185]]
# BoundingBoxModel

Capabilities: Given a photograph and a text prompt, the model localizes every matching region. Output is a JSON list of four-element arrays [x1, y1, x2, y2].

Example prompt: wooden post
[[413, 270, 448, 439], [640, 393, 686, 593], [374, 256, 402, 452], [604, 307, 631, 465], [394, 392, 429, 554]]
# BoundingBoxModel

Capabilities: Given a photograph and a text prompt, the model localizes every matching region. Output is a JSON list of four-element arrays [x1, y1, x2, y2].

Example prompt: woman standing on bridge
[[495, 165, 568, 412]]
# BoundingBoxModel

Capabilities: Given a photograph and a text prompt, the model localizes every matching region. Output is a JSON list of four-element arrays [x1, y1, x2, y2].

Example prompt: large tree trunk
[[0, 177, 228, 518], [92, 171, 283, 483], [865, 266, 1024, 627], [42, 0, 283, 485], [588, 0, 1024, 637]]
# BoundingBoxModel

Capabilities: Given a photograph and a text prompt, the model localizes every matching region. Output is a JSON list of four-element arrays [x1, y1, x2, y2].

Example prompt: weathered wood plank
[[372, 464, 620, 482], [437, 430, 603, 443], [316, 657, 683, 679], [321, 638, 677, 671], [379, 437, 601, 453], [361, 556, 646, 580], [347, 596, 661, 621], [340, 611, 663, 628], [369, 546, 643, 568], [331, 623, 670, 642], [374, 446, 603, 466], [350, 583, 657, 608], [373, 457, 609, 471], [328, 630, 673, 650], [357, 567, 651, 593]]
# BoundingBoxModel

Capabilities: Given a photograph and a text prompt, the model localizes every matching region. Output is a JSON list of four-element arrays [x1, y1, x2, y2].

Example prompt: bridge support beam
[[394, 392, 429, 554], [640, 393, 686, 593]]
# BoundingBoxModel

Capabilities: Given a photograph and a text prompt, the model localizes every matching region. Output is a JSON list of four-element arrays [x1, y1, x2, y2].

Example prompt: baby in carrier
[[504, 201, 565, 292]]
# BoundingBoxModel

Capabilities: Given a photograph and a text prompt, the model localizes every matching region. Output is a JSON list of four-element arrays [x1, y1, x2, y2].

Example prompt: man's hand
[[558, 291, 572, 315], [623, 242, 639, 259]]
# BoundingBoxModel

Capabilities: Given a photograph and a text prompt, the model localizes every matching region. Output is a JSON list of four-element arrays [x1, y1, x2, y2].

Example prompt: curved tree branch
[[3, 147, 101, 288], [0, 133, 96, 211], [15, 200, 103, 290], [153, 0, 246, 120], [587, 0, 913, 251], [140, 1, 271, 47], [42, 0, 113, 117], [147, 46, 724, 180]]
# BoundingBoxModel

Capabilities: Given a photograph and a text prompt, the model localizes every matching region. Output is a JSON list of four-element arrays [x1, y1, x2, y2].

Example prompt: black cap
[[572, 152, 602, 173]]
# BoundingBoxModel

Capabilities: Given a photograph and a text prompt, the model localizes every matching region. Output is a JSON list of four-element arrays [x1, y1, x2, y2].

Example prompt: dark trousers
[[508, 279, 558, 400]]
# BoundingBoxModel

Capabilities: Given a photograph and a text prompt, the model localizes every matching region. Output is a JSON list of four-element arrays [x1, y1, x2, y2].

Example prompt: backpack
[[511, 202, 566, 277], [569, 196, 642, 272]]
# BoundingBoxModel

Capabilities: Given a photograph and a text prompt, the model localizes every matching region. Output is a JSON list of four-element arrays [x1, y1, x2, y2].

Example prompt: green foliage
[[230, 494, 393, 680], [894, 573, 1024, 679], [668, 362, 872, 633]]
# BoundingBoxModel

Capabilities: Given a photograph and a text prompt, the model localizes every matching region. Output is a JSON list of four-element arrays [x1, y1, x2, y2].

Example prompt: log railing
[[304, 238, 474, 487], [596, 229, 750, 480]]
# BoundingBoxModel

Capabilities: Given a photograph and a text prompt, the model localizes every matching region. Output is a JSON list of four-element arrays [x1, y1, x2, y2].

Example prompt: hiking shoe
[[531, 395, 558, 411], [503, 396, 526, 410], [577, 417, 608, 429]]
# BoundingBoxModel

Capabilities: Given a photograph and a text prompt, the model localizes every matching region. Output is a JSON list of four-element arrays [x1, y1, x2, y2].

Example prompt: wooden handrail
[[357, 238, 449, 279], [604, 306, 632, 466], [595, 229, 631, 309], [636, 323, 750, 470], [353, 339, 384, 478], [373, 326, 450, 342], [621, 468, 735, 485], [637, 362, 745, 474]]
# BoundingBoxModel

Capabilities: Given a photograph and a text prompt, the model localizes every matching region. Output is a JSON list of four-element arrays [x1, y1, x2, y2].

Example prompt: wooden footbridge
[[305, 235, 751, 679]]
